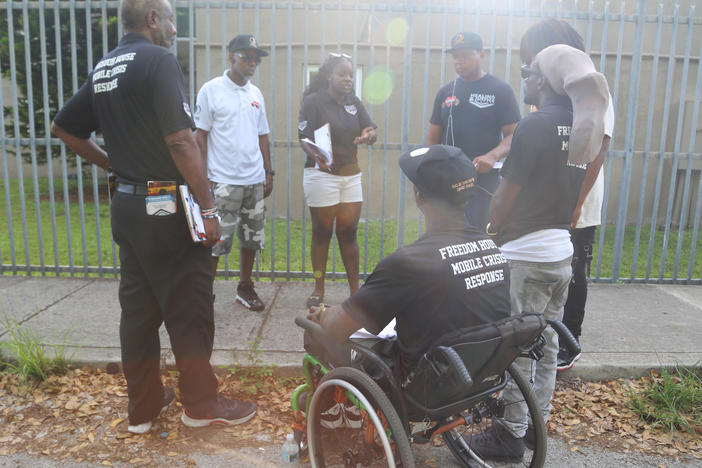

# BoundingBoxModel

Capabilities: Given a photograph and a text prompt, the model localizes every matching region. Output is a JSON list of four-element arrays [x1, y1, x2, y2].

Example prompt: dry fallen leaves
[[550, 378, 701, 461], [1, 369, 699, 465], [0, 367, 302, 467]]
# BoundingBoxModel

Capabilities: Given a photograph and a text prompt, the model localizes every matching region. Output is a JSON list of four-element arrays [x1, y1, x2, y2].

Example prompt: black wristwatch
[[266, 169, 275, 176]]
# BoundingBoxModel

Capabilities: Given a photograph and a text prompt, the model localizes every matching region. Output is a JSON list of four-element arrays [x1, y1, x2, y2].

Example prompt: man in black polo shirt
[[426, 32, 521, 231], [308, 145, 510, 373], [51, 0, 255, 433], [484, 57, 583, 457]]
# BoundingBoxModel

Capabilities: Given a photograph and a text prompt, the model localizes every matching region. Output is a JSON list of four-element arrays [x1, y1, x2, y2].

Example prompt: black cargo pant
[[562, 226, 596, 339], [111, 191, 218, 425]]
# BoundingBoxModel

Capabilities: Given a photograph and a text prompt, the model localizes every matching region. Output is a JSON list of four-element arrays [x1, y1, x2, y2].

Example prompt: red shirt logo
[[251, 100, 260, 109], [443, 96, 459, 108]]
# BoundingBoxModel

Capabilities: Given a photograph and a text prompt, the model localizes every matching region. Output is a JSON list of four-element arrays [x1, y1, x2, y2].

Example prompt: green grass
[[0, 316, 73, 382], [592, 223, 702, 281], [1, 176, 701, 280], [628, 365, 702, 434]]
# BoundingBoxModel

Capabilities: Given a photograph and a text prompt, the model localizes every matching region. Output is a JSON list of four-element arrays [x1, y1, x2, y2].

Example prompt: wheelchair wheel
[[307, 367, 415, 468], [441, 363, 546, 468]]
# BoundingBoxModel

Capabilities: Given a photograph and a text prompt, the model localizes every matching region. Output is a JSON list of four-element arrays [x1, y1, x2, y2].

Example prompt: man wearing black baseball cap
[[194, 34, 273, 313], [307, 145, 510, 373], [426, 31, 521, 233]]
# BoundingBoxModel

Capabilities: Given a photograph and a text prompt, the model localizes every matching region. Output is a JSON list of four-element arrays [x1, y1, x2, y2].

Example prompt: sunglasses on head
[[520, 65, 541, 79], [234, 52, 262, 65], [329, 52, 352, 60]]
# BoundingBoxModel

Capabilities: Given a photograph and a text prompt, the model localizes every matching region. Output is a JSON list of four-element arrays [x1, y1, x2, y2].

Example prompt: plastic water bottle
[[281, 433, 299, 463]]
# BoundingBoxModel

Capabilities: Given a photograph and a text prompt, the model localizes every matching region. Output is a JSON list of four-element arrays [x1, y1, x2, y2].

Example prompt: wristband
[[201, 207, 217, 215], [202, 212, 219, 220]]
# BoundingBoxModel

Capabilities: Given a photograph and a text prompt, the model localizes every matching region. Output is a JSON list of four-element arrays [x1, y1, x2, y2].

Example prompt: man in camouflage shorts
[[194, 34, 273, 311]]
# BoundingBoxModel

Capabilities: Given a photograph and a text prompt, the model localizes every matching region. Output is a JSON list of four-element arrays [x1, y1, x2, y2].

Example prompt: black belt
[[116, 182, 148, 195]]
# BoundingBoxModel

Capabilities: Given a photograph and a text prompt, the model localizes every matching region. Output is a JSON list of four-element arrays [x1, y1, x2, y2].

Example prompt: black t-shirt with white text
[[53, 34, 194, 183], [343, 225, 511, 366], [429, 73, 520, 161], [298, 89, 376, 176], [498, 94, 584, 244]]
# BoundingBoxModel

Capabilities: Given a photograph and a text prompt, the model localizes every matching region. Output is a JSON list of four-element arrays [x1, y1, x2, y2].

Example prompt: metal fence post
[[610, 0, 646, 282]]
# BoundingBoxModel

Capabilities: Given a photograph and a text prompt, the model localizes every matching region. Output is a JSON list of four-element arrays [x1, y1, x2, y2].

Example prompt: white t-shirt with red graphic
[[194, 70, 270, 186]]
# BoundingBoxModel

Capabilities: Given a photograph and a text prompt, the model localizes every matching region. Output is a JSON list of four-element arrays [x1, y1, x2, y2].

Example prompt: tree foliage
[[0, 6, 118, 164]]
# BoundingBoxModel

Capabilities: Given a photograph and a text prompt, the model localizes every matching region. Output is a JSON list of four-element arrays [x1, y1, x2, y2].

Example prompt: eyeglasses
[[329, 52, 352, 60], [234, 52, 262, 65], [520, 65, 541, 79]]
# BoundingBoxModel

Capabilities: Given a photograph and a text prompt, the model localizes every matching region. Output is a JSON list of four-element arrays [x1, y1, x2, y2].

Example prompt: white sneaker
[[320, 403, 344, 429], [127, 386, 175, 434], [342, 404, 363, 429]]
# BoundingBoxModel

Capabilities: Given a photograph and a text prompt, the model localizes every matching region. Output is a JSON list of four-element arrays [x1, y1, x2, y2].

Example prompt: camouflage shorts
[[211, 182, 266, 256]]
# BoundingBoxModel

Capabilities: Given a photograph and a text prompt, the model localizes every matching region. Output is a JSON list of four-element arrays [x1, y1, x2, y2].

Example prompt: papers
[[350, 318, 397, 340], [179, 185, 206, 242], [301, 123, 333, 169]]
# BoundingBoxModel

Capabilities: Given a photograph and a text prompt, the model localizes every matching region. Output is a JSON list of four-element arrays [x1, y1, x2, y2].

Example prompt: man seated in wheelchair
[[306, 145, 541, 459]]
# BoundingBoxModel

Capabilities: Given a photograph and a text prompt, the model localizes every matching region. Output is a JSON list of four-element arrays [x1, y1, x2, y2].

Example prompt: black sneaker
[[236, 280, 265, 311], [128, 386, 176, 434], [557, 343, 581, 372], [462, 424, 525, 462], [181, 397, 257, 428]]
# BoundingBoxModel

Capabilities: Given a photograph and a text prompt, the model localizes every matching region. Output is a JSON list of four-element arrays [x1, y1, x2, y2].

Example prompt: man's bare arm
[[473, 122, 518, 174], [571, 135, 610, 228], [50, 122, 110, 170], [307, 304, 363, 342], [165, 128, 220, 246], [489, 178, 523, 233], [425, 124, 443, 146], [195, 129, 209, 166], [259, 134, 274, 198]]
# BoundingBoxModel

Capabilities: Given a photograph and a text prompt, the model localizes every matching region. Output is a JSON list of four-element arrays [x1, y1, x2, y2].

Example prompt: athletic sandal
[[181, 397, 257, 428], [128, 386, 176, 434], [305, 293, 323, 308]]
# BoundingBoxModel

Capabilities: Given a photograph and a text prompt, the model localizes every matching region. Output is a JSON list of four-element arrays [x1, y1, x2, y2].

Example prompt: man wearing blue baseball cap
[[307, 144, 511, 372]]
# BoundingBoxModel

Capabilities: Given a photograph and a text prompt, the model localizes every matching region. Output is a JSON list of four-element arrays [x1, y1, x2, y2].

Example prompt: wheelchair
[[290, 313, 581, 468]]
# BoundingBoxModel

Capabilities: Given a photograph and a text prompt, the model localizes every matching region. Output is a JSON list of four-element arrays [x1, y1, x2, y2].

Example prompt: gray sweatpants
[[501, 257, 572, 437]]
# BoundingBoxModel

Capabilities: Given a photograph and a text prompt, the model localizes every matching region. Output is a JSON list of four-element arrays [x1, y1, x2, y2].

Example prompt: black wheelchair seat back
[[403, 313, 546, 420]]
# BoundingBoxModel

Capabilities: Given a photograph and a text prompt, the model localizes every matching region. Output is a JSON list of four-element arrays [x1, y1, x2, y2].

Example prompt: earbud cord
[[444, 78, 458, 147]]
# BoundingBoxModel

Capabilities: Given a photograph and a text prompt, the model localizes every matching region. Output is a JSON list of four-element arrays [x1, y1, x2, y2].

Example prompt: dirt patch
[[0, 369, 700, 466], [0, 368, 300, 467]]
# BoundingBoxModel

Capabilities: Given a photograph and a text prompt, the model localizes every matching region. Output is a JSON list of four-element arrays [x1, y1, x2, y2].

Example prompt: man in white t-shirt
[[194, 34, 273, 311], [558, 95, 614, 370]]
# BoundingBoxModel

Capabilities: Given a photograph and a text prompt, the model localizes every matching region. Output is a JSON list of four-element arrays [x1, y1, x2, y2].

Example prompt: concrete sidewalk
[[0, 276, 700, 380]]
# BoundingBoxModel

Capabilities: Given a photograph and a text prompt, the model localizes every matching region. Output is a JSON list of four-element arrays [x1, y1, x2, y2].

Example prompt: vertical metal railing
[[1, 0, 701, 284]]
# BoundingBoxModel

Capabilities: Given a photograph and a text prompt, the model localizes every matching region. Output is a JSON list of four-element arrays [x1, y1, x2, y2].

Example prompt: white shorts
[[303, 168, 363, 208]]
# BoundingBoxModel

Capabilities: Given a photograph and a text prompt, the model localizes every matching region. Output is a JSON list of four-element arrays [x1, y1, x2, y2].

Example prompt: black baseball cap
[[399, 145, 476, 206], [228, 34, 269, 57], [446, 31, 483, 53]]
